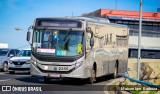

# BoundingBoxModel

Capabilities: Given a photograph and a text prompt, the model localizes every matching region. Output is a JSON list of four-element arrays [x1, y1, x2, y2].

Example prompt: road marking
[[0, 79, 10, 82]]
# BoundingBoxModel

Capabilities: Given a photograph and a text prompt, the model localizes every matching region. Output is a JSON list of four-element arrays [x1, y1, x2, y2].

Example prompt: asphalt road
[[0, 71, 119, 94]]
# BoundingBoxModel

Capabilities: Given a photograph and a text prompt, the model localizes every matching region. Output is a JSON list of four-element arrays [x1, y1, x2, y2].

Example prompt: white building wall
[[0, 43, 8, 48], [129, 36, 160, 48]]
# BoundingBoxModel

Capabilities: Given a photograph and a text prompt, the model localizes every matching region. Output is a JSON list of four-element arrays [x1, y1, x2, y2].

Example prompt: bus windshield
[[32, 29, 84, 56]]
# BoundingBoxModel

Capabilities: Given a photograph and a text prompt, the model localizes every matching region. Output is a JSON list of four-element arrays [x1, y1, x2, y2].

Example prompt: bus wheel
[[113, 63, 118, 79], [2, 62, 8, 72], [90, 68, 96, 84], [44, 77, 51, 83]]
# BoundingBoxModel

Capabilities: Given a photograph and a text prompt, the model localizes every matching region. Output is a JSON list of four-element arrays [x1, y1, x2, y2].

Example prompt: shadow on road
[[5, 72, 30, 75], [14, 74, 120, 86]]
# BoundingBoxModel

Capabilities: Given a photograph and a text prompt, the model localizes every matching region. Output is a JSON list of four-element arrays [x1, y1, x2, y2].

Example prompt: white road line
[[0, 79, 10, 82]]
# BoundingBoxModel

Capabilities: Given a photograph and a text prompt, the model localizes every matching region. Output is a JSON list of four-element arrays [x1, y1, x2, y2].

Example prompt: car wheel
[[2, 62, 8, 72]]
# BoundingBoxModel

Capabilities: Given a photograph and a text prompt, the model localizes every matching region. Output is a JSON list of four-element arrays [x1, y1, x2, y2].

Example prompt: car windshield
[[32, 29, 84, 56], [0, 49, 9, 56], [18, 50, 31, 57]]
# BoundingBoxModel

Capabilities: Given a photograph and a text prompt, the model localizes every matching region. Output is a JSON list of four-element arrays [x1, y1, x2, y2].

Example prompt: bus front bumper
[[30, 63, 89, 79]]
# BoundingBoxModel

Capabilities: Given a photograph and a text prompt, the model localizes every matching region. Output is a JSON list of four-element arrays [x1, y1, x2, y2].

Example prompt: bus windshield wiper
[[63, 28, 72, 42]]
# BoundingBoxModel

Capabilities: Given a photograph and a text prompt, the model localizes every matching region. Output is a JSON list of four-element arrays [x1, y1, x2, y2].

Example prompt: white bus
[[26, 17, 129, 83]]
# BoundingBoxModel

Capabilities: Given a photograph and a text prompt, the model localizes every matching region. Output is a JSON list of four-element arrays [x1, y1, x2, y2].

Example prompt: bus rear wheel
[[90, 68, 96, 84], [113, 64, 118, 79]]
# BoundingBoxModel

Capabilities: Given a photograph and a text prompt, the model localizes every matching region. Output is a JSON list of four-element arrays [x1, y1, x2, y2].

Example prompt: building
[[82, 9, 160, 48], [0, 43, 8, 48], [157, 8, 160, 12], [82, 9, 160, 80]]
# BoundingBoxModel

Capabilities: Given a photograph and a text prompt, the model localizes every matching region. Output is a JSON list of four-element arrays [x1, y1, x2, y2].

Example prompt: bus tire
[[113, 63, 118, 79], [90, 67, 96, 84], [2, 62, 8, 72], [44, 77, 51, 83]]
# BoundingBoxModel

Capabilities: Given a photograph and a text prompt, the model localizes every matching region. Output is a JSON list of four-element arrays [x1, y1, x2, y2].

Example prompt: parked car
[[0, 48, 20, 72], [9, 49, 31, 74]]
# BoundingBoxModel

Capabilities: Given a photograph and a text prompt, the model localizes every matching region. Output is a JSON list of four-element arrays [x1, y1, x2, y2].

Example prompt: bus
[[26, 17, 129, 83]]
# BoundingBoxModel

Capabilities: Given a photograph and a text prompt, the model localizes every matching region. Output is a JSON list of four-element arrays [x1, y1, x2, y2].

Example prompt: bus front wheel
[[90, 68, 96, 84]]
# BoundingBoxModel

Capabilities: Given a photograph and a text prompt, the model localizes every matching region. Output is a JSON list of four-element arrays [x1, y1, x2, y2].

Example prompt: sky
[[0, 0, 160, 49]]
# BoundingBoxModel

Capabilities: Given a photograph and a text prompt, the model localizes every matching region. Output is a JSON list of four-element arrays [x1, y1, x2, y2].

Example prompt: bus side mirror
[[90, 38, 94, 48], [27, 31, 30, 41]]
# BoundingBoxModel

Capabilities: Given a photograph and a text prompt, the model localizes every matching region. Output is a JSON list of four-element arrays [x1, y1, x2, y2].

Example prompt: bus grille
[[37, 66, 75, 74], [32, 51, 81, 62]]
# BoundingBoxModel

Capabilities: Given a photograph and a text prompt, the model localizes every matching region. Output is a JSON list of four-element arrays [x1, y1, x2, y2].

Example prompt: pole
[[137, 0, 143, 80], [115, 0, 117, 10], [72, 12, 73, 17]]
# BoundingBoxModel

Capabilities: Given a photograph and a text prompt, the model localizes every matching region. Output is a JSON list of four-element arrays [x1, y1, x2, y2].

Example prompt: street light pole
[[137, 0, 143, 80], [115, 0, 117, 10]]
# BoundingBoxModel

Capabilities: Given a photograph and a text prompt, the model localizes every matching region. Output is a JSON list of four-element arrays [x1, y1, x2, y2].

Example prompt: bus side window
[[110, 34, 112, 45], [86, 32, 91, 49]]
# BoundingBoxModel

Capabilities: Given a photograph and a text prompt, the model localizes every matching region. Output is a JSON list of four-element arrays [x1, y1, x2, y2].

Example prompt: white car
[[9, 49, 31, 74]]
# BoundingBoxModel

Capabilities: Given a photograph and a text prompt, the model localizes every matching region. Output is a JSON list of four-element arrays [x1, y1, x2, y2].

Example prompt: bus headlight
[[75, 61, 83, 69]]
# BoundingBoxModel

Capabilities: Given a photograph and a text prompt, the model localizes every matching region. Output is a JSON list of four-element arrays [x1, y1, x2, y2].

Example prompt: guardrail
[[123, 72, 160, 89]]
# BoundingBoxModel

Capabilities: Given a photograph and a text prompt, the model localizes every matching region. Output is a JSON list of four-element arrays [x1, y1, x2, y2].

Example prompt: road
[[0, 71, 122, 94]]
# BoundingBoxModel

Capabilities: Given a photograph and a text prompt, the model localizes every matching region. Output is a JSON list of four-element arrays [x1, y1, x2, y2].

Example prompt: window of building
[[110, 20, 115, 23], [153, 23, 159, 26], [129, 49, 160, 59], [146, 22, 152, 26], [122, 21, 128, 24], [134, 22, 139, 25], [129, 21, 135, 25], [117, 20, 122, 24], [142, 22, 147, 25]]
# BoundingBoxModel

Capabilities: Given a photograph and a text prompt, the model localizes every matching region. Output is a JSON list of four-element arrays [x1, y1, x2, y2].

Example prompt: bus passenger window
[[86, 32, 91, 49], [110, 34, 112, 45]]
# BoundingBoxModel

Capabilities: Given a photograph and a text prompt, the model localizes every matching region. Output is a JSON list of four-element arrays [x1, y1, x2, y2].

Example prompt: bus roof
[[35, 16, 128, 28]]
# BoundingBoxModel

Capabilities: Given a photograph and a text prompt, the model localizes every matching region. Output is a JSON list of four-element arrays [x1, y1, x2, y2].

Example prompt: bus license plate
[[49, 74, 60, 78], [15, 65, 22, 67]]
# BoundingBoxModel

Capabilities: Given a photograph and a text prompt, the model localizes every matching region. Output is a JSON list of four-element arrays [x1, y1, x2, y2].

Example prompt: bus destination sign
[[37, 20, 82, 28]]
